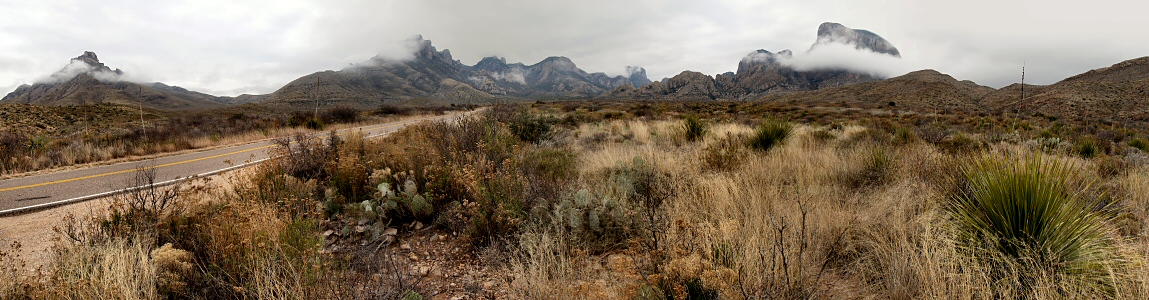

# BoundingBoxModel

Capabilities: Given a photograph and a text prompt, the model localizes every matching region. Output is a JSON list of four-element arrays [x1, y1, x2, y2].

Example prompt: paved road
[[0, 112, 464, 215]]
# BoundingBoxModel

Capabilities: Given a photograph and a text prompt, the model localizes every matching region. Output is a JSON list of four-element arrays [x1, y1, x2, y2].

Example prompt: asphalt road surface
[[0, 112, 464, 215]]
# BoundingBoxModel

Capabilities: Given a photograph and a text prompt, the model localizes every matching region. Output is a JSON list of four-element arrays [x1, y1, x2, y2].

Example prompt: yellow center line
[[0, 120, 425, 193], [0, 113, 445, 193], [0, 145, 273, 193]]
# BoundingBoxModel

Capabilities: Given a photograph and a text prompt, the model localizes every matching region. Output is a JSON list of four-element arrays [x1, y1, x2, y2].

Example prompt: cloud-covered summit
[[38, 51, 125, 84], [812, 22, 901, 57]]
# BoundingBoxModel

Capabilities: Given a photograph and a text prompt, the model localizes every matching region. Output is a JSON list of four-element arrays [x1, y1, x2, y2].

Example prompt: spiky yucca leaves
[[682, 116, 708, 142], [748, 119, 792, 152], [948, 155, 1120, 297]]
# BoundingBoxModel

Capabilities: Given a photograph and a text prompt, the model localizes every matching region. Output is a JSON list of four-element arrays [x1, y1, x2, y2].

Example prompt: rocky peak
[[534, 56, 579, 72], [69, 51, 120, 74], [73, 51, 101, 66], [626, 66, 652, 87], [812, 22, 900, 57], [738, 49, 792, 73], [37, 51, 124, 84], [409, 35, 456, 65], [475, 56, 509, 71]]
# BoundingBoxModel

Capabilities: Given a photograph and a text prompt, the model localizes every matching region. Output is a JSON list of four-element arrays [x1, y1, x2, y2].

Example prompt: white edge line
[[0, 157, 271, 216], [0, 111, 467, 217]]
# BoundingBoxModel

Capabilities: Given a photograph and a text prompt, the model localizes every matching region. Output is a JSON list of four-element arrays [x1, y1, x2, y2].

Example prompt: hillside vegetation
[[0, 103, 454, 176], [4, 102, 1149, 299]]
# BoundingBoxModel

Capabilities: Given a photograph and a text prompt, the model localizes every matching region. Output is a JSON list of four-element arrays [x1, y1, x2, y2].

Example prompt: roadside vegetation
[[5, 101, 1149, 299], [0, 103, 460, 176]]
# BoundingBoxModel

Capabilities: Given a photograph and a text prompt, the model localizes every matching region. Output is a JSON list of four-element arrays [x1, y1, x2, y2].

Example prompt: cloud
[[3, 0, 1149, 97], [777, 43, 910, 78], [490, 69, 526, 84], [35, 60, 125, 84], [468, 68, 527, 85]]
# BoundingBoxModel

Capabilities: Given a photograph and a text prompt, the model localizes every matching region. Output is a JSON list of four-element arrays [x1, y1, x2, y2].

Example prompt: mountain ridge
[[1, 52, 255, 109]]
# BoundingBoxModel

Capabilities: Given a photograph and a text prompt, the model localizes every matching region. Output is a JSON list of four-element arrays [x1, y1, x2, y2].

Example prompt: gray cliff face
[[1, 52, 228, 108], [603, 22, 897, 101], [812, 22, 901, 57], [626, 66, 652, 87], [267, 37, 649, 105]]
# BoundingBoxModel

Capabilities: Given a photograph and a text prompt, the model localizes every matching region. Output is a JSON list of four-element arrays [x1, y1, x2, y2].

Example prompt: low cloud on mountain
[[778, 43, 911, 78], [36, 59, 124, 84], [2, 0, 1149, 96]]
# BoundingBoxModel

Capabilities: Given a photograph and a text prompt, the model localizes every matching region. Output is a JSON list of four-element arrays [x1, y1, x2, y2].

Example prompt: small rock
[[413, 221, 425, 230], [383, 227, 398, 236], [322, 230, 334, 237], [408, 253, 419, 261], [354, 226, 367, 233], [400, 243, 412, 250], [416, 266, 431, 275]]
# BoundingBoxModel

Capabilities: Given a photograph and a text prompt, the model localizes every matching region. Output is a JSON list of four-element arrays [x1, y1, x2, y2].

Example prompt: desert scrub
[[1075, 138, 1100, 158], [1128, 137, 1149, 152], [682, 115, 708, 142], [701, 133, 750, 172], [748, 119, 793, 152], [841, 144, 897, 190], [948, 155, 1121, 298]]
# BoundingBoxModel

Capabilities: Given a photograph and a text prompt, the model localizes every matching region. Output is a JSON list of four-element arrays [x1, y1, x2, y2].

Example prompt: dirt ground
[[0, 198, 110, 270]]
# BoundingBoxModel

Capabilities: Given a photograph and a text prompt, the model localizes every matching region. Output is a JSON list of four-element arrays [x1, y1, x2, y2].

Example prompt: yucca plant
[[1129, 137, 1149, 152], [748, 119, 793, 152], [1075, 138, 1099, 158], [948, 155, 1119, 297], [682, 116, 708, 142]]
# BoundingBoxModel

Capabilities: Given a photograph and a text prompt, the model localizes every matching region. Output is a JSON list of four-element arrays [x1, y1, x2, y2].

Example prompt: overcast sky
[[2, 0, 1147, 97]]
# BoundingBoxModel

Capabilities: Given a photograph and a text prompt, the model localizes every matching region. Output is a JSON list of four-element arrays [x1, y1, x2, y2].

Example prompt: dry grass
[[8, 104, 1149, 299], [510, 118, 1149, 299], [0, 103, 450, 178]]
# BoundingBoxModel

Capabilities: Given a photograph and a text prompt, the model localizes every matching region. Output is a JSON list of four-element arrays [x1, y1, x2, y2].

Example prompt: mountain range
[[4, 22, 1149, 123], [261, 35, 654, 107], [0, 52, 257, 109]]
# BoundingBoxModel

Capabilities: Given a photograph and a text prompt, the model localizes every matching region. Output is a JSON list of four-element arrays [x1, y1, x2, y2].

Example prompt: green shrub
[[682, 116, 708, 142], [937, 132, 982, 154], [747, 119, 792, 152], [508, 113, 556, 144], [1075, 138, 1099, 158], [610, 156, 672, 250], [841, 145, 896, 190], [948, 155, 1119, 297], [304, 118, 324, 130], [893, 127, 917, 145], [321, 106, 359, 123], [1129, 137, 1149, 152]]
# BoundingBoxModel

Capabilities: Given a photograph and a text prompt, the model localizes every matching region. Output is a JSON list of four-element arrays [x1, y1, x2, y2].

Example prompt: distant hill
[[1, 52, 249, 109], [602, 22, 896, 101], [747, 56, 1149, 124], [262, 36, 652, 108], [757, 69, 995, 113], [984, 57, 1149, 122]]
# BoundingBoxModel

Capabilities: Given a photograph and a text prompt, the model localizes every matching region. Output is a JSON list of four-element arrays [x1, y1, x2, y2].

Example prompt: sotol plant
[[948, 155, 1120, 297], [748, 119, 793, 152], [682, 116, 708, 142]]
